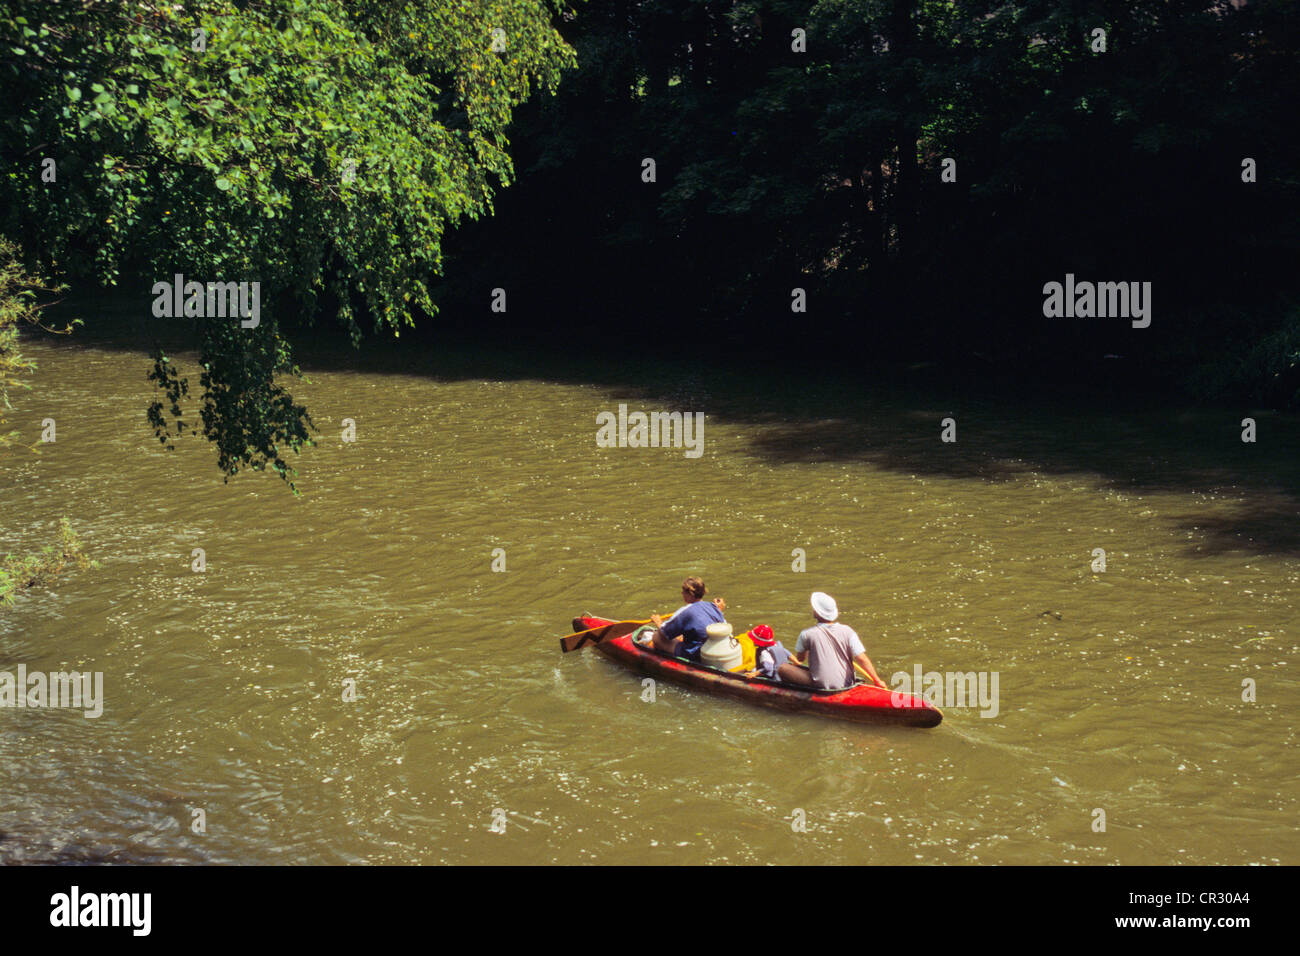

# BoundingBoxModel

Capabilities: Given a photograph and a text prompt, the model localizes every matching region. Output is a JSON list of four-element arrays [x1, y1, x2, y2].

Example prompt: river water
[[2, 316, 1296, 864]]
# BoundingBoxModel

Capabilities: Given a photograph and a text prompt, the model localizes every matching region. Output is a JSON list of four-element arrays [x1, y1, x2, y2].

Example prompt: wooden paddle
[[558, 619, 651, 653], [559, 605, 696, 653], [853, 661, 886, 685]]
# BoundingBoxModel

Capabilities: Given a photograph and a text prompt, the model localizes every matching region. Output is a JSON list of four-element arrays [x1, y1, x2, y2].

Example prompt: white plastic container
[[699, 621, 743, 671]]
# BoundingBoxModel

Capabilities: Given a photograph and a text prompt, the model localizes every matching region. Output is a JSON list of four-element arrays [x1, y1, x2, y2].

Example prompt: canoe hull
[[575, 615, 942, 728]]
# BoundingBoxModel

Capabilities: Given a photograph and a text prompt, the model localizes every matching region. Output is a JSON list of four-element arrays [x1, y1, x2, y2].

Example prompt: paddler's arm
[[650, 611, 679, 640], [648, 612, 674, 654], [854, 651, 887, 689], [712, 597, 726, 611]]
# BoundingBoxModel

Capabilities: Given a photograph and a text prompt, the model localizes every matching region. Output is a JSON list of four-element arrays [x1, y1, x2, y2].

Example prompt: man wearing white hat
[[779, 591, 887, 690]]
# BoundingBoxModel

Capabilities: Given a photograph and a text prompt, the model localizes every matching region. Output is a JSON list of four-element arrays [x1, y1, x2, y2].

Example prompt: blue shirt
[[661, 601, 726, 659]]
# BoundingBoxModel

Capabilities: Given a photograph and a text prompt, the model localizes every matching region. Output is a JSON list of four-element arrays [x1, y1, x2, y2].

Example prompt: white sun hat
[[810, 591, 839, 622]]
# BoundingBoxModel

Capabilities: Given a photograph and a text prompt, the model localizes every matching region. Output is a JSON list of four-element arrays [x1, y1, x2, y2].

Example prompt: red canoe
[[571, 615, 942, 728]]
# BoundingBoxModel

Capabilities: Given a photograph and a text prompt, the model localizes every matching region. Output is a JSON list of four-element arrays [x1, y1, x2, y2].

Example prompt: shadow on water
[[1169, 501, 1300, 558], [33, 296, 1300, 558]]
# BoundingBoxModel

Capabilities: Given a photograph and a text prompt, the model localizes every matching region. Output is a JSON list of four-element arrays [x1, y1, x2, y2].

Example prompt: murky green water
[[2, 318, 1296, 864]]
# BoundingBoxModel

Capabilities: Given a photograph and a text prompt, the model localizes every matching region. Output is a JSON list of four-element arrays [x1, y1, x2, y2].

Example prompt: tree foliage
[[1, 0, 576, 484], [0, 236, 74, 453]]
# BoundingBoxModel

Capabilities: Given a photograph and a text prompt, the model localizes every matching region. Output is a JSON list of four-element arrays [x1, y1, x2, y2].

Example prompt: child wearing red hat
[[747, 624, 791, 680]]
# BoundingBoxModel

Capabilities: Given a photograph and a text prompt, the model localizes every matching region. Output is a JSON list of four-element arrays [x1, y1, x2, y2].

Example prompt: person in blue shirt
[[649, 576, 727, 661]]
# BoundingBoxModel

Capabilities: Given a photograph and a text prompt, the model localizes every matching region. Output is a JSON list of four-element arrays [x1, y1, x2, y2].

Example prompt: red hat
[[749, 624, 775, 647]]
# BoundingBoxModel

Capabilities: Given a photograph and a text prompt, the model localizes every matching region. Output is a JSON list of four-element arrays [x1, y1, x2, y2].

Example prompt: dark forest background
[[441, 0, 1298, 400]]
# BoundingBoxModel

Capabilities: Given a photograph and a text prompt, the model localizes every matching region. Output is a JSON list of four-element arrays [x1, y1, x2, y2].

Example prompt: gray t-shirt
[[795, 623, 866, 689]]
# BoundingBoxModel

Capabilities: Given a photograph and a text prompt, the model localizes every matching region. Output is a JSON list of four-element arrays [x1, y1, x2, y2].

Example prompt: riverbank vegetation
[[1, 237, 48, 452], [2, 238, 94, 607], [1, 1, 1296, 486], [0, 518, 96, 608], [2, 236, 80, 447]]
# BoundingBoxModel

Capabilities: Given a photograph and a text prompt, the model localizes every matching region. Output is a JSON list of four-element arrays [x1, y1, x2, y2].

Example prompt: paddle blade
[[559, 619, 646, 653]]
